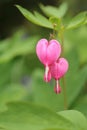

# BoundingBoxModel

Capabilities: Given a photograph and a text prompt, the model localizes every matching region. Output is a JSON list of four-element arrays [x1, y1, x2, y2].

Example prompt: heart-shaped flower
[[36, 39, 61, 82], [36, 39, 61, 66], [50, 58, 69, 94], [50, 58, 69, 80]]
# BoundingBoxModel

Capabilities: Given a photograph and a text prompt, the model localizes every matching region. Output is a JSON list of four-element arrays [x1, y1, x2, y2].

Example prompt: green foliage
[[0, 84, 26, 112], [59, 110, 87, 130], [65, 50, 87, 107], [0, 102, 86, 130], [49, 17, 61, 30], [16, 4, 87, 31], [64, 26, 87, 63], [40, 2, 68, 18], [0, 2, 87, 130], [16, 5, 53, 29], [73, 95, 87, 117], [0, 31, 39, 63], [66, 11, 87, 29]]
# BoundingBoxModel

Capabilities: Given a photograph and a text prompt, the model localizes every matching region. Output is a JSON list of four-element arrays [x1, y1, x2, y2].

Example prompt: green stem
[[49, 24, 57, 40], [62, 77, 67, 110], [60, 27, 67, 110]]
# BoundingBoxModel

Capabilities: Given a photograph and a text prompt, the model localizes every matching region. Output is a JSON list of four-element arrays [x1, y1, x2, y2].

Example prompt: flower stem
[[60, 27, 67, 110], [49, 24, 57, 40], [62, 77, 67, 110]]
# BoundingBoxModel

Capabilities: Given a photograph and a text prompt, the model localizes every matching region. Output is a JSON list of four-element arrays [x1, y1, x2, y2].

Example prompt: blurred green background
[[0, 0, 87, 117]]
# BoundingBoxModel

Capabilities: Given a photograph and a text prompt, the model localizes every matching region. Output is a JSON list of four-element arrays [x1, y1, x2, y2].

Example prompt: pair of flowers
[[36, 39, 69, 94]]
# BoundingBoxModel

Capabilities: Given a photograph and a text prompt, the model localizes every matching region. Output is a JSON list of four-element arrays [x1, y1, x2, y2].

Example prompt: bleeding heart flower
[[50, 58, 69, 94], [36, 39, 61, 82], [50, 58, 69, 79]]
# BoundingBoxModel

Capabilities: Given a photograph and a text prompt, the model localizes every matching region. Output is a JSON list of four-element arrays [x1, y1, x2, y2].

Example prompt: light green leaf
[[0, 84, 26, 112], [40, 2, 68, 18], [84, 18, 87, 24], [0, 102, 77, 130], [16, 5, 53, 29], [59, 110, 87, 130], [34, 11, 53, 28], [0, 39, 10, 53], [66, 11, 87, 29], [0, 33, 39, 63]]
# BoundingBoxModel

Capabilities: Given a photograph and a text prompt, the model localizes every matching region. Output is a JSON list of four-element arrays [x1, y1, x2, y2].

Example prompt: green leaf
[[40, 2, 68, 18], [34, 11, 53, 28], [59, 110, 87, 130], [0, 63, 12, 86], [16, 5, 53, 29], [0, 39, 10, 53], [0, 33, 39, 63], [64, 26, 87, 63], [66, 11, 87, 29], [0, 84, 26, 112], [84, 18, 87, 24], [65, 51, 87, 107], [73, 95, 87, 117], [0, 102, 78, 130]]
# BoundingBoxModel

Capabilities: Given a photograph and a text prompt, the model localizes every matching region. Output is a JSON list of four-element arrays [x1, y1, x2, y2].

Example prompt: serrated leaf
[[40, 2, 68, 18], [66, 11, 87, 29], [59, 110, 87, 130], [0, 102, 77, 130], [16, 5, 53, 29]]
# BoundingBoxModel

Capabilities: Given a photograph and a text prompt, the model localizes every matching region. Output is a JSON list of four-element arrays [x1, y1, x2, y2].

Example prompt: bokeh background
[[0, 0, 87, 116]]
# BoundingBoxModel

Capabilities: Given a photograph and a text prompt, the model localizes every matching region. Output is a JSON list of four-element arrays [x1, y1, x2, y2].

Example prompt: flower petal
[[47, 40, 61, 65], [51, 58, 69, 79], [36, 39, 48, 65]]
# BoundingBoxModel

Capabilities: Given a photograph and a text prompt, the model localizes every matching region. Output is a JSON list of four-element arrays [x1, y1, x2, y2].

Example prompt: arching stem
[[60, 26, 67, 110]]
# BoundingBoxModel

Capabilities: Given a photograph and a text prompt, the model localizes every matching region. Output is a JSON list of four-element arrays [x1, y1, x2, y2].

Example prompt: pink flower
[[36, 38, 69, 94], [36, 39, 61, 82], [50, 58, 69, 94]]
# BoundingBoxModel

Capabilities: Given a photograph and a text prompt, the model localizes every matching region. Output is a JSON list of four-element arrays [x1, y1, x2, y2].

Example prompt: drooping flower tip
[[44, 66, 51, 82], [54, 85, 61, 94]]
